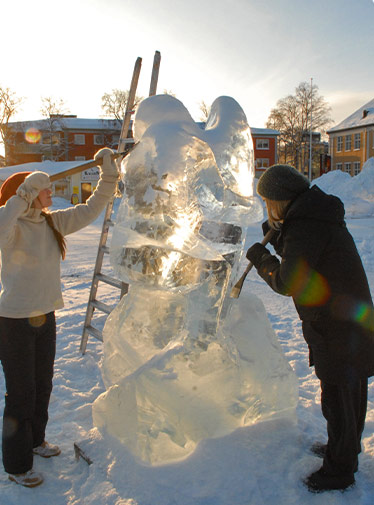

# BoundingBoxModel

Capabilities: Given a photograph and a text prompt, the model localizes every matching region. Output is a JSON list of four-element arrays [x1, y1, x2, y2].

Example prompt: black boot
[[304, 467, 355, 493]]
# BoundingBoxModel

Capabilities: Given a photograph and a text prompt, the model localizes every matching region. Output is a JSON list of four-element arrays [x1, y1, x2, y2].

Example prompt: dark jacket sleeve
[[254, 218, 330, 299]]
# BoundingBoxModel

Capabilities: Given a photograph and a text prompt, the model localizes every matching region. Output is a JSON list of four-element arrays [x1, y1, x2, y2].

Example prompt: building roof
[[327, 99, 374, 133], [0, 160, 89, 181], [6, 117, 123, 132], [250, 127, 280, 136]]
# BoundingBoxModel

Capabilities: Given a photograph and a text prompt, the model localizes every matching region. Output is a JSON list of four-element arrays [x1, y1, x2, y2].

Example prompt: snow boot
[[8, 469, 44, 488], [33, 441, 61, 458]]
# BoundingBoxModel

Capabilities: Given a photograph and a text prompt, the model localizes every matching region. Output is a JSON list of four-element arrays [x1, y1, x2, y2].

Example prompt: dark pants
[[321, 377, 368, 477], [0, 313, 56, 474]]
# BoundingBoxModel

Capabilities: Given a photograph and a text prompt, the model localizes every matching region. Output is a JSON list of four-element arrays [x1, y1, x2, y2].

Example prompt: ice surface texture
[[92, 95, 298, 465]]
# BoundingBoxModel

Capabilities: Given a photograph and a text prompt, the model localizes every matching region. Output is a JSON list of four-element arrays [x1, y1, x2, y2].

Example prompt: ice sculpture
[[92, 95, 298, 465]]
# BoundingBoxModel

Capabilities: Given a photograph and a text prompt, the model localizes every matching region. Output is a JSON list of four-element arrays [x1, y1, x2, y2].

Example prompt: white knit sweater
[[0, 174, 117, 318]]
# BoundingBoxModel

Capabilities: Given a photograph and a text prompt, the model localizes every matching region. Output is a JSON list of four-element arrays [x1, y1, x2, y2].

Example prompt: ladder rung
[[90, 299, 116, 314], [120, 139, 135, 145], [96, 273, 123, 289], [84, 325, 103, 342]]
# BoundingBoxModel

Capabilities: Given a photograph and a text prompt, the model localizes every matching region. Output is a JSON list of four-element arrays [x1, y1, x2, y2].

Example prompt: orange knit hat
[[0, 171, 32, 206]]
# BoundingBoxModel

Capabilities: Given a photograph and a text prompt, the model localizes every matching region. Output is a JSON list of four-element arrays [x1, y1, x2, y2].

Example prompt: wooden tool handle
[[49, 146, 135, 182], [230, 228, 276, 298]]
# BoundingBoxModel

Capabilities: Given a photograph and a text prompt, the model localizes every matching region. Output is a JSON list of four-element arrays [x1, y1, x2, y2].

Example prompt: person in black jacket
[[246, 164, 374, 493]]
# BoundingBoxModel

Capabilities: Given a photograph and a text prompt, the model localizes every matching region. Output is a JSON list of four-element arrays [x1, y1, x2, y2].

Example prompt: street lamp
[[308, 77, 313, 181]]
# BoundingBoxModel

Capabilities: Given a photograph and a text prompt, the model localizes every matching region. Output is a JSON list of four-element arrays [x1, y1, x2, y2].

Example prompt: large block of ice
[[92, 95, 298, 465]]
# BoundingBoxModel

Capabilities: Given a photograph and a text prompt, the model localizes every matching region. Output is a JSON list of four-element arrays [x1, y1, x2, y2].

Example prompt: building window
[[344, 162, 351, 174], [354, 133, 361, 150], [42, 133, 60, 145], [345, 135, 351, 151], [74, 134, 85, 145], [256, 138, 269, 150], [337, 136, 343, 152], [354, 161, 360, 175], [94, 134, 104, 145], [54, 182, 68, 197], [256, 158, 269, 169], [336, 163, 343, 171]]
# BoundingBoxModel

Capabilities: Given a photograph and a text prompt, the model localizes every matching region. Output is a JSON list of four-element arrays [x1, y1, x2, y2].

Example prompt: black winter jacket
[[251, 185, 374, 383]]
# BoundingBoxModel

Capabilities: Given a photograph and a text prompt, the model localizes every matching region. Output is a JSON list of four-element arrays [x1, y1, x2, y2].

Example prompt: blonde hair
[[41, 211, 67, 260], [264, 198, 291, 228]]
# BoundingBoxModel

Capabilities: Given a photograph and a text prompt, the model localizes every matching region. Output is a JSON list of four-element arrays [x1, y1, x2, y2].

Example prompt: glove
[[16, 171, 51, 204], [262, 220, 283, 256], [94, 148, 119, 179], [246, 243, 270, 268]]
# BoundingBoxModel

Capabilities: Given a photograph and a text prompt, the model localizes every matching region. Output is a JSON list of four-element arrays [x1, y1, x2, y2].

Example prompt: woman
[[246, 164, 374, 493], [0, 148, 119, 487]]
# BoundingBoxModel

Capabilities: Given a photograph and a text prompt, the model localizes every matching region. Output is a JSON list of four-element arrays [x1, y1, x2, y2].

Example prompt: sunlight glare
[[25, 127, 41, 144]]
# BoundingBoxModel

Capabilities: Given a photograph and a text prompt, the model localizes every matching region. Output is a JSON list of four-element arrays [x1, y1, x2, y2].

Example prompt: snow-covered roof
[[327, 99, 374, 133], [250, 127, 280, 136], [198, 122, 279, 136], [0, 159, 91, 181], [6, 117, 123, 132]]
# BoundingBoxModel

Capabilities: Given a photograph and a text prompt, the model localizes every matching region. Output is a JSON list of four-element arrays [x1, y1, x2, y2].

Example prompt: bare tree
[[101, 89, 143, 121], [199, 100, 211, 122], [0, 86, 23, 162], [266, 81, 332, 173], [40, 97, 70, 161], [163, 89, 176, 97]]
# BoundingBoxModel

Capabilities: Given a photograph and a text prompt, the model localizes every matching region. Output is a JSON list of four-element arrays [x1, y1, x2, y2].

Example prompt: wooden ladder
[[80, 51, 161, 354]]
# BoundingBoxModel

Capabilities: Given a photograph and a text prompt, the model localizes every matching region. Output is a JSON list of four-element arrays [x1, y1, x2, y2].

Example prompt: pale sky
[[2, 0, 374, 133]]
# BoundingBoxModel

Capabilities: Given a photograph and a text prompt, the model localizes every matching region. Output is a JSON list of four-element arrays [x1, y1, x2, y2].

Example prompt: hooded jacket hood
[[0, 171, 32, 206], [286, 185, 345, 226]]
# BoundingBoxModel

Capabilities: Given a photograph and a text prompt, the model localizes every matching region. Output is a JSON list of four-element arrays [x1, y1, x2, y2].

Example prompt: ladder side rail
[[80, 56, 143, 353], [80, 199, 115, 353], [149, 51, 161, 96], [118, 57, 142, 153]]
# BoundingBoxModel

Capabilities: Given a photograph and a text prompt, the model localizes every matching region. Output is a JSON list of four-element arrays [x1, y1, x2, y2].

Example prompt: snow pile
[[313, 157, 374, 218]]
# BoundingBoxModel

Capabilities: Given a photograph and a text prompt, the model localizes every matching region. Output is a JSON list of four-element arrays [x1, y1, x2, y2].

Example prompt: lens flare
[[352, 302, 374, 331], [25, 128, 41, 144], [287, 258, 331, 307], [29, 314, 46, 327]]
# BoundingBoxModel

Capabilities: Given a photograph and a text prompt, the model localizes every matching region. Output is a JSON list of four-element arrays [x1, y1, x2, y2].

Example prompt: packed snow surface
[[0, 150, 374, 502]]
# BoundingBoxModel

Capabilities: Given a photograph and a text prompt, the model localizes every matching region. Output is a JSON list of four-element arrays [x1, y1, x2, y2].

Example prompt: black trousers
[[0, 313, 56, 474], [321, 377, 368, 477]]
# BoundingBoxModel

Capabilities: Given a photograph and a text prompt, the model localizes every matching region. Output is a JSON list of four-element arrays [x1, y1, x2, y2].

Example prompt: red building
[[3, 117, 279, 179], [250, 127, 279, 177], [3, 115, 129, 166]]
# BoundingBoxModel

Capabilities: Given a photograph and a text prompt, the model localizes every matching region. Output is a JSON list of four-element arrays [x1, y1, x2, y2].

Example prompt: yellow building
[[327, 99, 374, 176]]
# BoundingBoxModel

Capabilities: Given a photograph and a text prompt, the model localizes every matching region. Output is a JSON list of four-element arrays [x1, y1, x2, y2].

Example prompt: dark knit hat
[[257, 164, 310, 201], [0, 171, 32, 206]]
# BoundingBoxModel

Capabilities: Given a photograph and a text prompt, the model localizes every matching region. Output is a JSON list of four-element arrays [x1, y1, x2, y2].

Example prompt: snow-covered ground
[[1, 161, 374, 504]]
